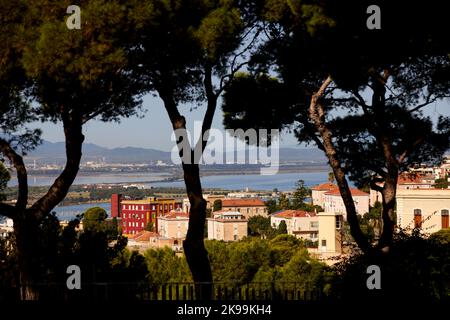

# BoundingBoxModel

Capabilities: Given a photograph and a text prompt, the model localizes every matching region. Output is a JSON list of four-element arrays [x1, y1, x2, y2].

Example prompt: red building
[[111, 193, 122, 218], [111, 194, 182, 235]]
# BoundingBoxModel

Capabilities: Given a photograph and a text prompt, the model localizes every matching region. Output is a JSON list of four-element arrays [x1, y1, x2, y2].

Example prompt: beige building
[[396, 188, 450, 234], [127, 231, 183, 252], [221, 198, 267, 218], [370, 174, 435, 206], [323, 188, 369, 218], [182, 194, 226, 213], [317, 212, 344, 256], [270, 210, 318, 241], [157, 209, 189, 240], [207, 211, 248, 241], [311, 182, 338, 208]]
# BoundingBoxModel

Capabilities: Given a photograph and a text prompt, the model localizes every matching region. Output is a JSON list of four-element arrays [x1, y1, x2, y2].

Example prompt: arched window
[[414, 209, 422, 228], [442, 209, 449, 228]]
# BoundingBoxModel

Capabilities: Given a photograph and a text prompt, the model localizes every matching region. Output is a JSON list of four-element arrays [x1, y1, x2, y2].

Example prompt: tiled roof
[[130, 231, 158, 242], [398, 175, 433, 185], [160, 210, 190, 219], [222, 198, 265, 207], [272, 210, 316, 218], [324, 188, 368, 196], [311, 182, 338, 191]]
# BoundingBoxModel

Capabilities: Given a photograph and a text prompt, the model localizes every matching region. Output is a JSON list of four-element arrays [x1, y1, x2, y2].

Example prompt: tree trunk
[[14, 216, 41, 300], [309, 77, 371, 253], [378, 173, 397, 252], [182, 163, 213, 300]]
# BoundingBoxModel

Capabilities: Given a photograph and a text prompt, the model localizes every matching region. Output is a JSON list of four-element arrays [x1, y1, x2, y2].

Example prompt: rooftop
[[272, 210, 316, 219], [222, 198, 265, 207], [324, 188, 368, 197], [311, 182, 338, 191]]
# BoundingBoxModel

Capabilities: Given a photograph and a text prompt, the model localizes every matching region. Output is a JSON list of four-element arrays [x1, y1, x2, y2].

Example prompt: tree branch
[[0, 203, 17, 219], [309, 75, 371, 253], [0, 138, 28, 212], [29, 110, 84, 220]]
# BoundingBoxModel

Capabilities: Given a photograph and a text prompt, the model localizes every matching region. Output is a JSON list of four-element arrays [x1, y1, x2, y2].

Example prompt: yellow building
[[207, 211, 248, 241], [157, 209, 189, 240], [221, 198, 267, 218], [396, 188, 450, 234], [317, 212, 343, 256]]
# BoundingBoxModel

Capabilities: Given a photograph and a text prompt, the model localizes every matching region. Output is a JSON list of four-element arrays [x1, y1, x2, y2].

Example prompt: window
[[123, 214, 126, 218], [310, 221, 319, 229], [414, 209, 422, 228], [442, 209, 449, 228], [321, 239, 327, 247], [233, 235, 238, 241], [152, 205, 156, 210], [335, 216, 342, 229]]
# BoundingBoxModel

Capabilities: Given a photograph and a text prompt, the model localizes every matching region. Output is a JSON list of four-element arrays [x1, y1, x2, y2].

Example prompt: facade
[[127, 231, 183, 252], [396, 188, 450, 234], [207, 211, 248, 241], [323, 188, 369, 217], [317, 212, 344, 255], [311, 182, 338, 208], [0, 218, 13, 239], [183, 194, 226, 213], [369, 174, 436, 206], [270, 210, 318, 242], [157, 209, 189, 239], [111, 193, 122, 218], [221, 198, 267, 218], [111, 194, 182, 236]]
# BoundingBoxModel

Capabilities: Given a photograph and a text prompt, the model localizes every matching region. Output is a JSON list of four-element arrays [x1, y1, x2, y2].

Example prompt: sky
[[31, 93, 450, 152], [31, 94, 301, 151]]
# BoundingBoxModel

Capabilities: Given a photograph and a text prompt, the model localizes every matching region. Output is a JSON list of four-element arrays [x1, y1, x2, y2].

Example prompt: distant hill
[[25, 141, 327, 165]]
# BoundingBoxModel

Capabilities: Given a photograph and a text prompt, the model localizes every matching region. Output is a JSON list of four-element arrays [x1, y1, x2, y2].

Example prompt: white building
[[270, 210, 318, 241], [311, 182, 338, 208], [396, 188, 450, 234], [323, 188, 369, 217], [207, 211, 247, 241]]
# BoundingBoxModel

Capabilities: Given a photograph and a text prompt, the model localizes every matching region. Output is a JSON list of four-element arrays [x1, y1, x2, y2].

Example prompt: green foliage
[[83, 207, 108, 232], [213, 199, 222, 212], [248, 215, 277, 239], [144, 247, 192, 284], [434, 176, 449, 189], [330, 231, 450, 300], [277, 220, 288, 234], [205, 236, 329, 290], [0, 162, 10, 201], [265, 199, 279, 214], [144, 222, 155, 232], [291, 179, 309, 209]]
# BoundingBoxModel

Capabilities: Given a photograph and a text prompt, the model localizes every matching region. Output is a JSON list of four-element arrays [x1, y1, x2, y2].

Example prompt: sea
[[10, 171, 331, 220]]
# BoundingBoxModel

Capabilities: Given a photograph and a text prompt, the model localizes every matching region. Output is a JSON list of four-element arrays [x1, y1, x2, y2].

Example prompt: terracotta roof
[[130, 231, 158, 241], [324, 188, 368, 196], [311, 182, 338, 191], [272, 210, 316, 218], [398, 175, 433, 185], [222, 198, 265, 207], [160, 210, 189, 219]]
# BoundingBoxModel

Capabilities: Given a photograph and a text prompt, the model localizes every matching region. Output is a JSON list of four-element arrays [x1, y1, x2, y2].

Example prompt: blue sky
[[32, 94, 450, 151]]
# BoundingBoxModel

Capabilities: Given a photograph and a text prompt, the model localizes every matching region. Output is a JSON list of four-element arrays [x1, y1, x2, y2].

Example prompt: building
[[396, 188, 450, 234], [182, 194, 226, 213], [220, 198, 267, 218], [111, 193, 122, 218], [0, 218, 13, 239], [369, 173, 435, 206], [317, 212, 344, 256], [126, 231, 182, 252], [157, 209, 189, 240], [111, 194, 182, 236], [207, 211, 248, 241], [270, 210, 318, 242], [311, 182, 338, 208], [323, 188, 369, 217]]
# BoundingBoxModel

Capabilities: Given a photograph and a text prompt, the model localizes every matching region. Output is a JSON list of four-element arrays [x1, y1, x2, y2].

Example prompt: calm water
[[53, 202, 110, 221], [18, 171, 333, 220], [148, 171, 330, 191], [9, 172, 169, 187]]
